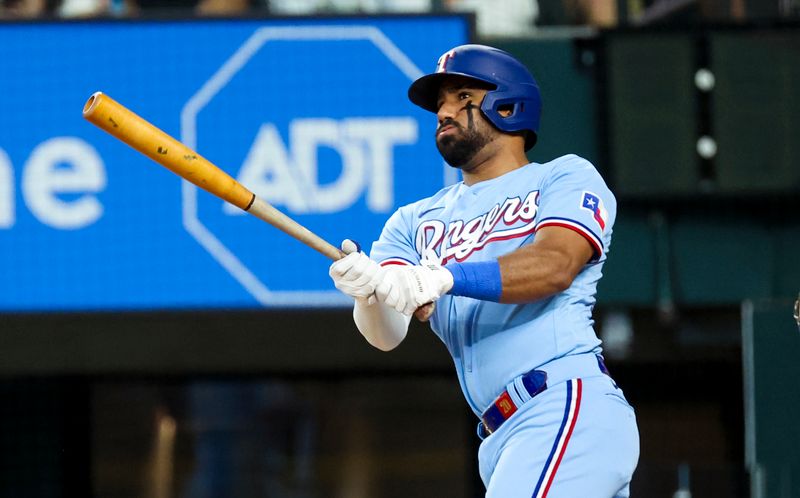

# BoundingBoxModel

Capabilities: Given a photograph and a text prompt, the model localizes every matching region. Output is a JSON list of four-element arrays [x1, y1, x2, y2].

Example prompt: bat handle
[[247, 197, 346, 261]]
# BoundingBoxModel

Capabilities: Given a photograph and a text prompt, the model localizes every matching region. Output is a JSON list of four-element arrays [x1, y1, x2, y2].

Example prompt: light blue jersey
[[371, 154, 616, 415]]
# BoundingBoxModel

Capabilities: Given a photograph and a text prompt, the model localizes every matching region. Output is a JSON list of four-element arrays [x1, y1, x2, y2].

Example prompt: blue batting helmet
[[408, 44, 542, 150]]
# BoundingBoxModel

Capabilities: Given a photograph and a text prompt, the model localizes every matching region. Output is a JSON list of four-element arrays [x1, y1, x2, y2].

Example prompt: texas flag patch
[[581, 192, 608, 231]]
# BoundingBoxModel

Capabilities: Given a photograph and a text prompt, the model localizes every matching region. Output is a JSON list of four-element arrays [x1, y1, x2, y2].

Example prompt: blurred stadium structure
[[1, 1, 799, 497]]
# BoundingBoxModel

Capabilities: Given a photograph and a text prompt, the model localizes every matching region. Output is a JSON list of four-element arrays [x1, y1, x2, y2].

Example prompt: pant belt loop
[[477, 422, 488, 440], [504, 379, 526, 408], [513, 376, 533, 404]]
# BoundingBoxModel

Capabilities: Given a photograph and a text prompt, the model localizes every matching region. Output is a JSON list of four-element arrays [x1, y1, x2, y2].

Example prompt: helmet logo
[[436, 49, 457, 73]]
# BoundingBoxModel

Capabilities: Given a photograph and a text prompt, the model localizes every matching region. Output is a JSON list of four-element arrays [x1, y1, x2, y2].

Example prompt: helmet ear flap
[[482, 104, 538, 150]]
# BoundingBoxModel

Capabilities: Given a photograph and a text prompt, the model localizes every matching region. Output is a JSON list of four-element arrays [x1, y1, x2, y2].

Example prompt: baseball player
[[329, 44, 639, 497]]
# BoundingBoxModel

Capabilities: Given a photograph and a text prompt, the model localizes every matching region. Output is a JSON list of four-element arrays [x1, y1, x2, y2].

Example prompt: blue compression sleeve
[[445, 260, 502, 302]]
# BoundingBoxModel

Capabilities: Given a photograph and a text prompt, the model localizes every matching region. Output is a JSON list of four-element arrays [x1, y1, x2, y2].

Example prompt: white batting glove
[[329, 240, 384, 302], [375, 262, 454, 316]]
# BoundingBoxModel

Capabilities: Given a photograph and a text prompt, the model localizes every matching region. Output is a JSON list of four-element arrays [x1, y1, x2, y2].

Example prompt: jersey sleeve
[[534, 155, 617, 262], [369, 206, 420, 267]]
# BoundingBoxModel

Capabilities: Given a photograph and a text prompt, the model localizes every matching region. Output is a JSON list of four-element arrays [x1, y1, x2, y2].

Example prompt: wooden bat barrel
[[82, 91, 255, 210], [83, 92, 343, 261]]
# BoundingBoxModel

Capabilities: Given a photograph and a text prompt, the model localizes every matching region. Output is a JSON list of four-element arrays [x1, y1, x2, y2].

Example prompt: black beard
[[436, 123, 491, 169]]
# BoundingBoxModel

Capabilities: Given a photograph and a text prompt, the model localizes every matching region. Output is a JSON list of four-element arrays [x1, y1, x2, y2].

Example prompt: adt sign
[[227, 116, 416, 214], [0, 17, 466, 311], [182, 26, 436, 306]]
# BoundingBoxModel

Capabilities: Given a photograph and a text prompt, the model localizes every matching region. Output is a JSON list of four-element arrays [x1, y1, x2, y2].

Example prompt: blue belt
[[479, 355, 611, 438]]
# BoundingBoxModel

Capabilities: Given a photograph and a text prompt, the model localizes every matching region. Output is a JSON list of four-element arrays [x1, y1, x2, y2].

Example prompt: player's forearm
[[497, 246, 576, 302], [447, 228, 592, 304], [353, 298, 411, 351]]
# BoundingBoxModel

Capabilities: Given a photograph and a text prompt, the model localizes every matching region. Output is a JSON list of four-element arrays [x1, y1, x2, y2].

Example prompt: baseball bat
[[82, 91, 344, 261]]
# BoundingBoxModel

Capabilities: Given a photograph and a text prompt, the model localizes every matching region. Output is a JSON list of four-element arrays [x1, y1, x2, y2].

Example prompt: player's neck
[[461, 142, 529, 186]]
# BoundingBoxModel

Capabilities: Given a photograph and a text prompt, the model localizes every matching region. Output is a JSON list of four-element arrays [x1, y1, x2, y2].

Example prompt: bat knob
[[341, 239, 361, 255]]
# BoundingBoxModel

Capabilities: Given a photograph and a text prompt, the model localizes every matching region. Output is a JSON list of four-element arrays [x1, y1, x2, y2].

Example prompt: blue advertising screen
[[0, 16, 469, 311]]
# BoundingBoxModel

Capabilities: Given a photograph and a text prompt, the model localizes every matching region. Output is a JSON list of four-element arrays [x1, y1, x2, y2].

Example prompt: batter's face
[[435, 78, 498, 170]]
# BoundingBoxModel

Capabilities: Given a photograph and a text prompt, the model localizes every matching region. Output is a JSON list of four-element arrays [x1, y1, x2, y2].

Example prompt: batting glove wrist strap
[[445, 260, 502, 302]]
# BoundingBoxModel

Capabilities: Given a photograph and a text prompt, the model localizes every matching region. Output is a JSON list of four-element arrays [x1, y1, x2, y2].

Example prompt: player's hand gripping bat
[[82, 91, 345, 261]]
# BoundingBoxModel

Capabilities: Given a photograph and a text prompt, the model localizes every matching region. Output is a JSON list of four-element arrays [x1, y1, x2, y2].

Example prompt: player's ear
[[497, 104, 514, 118]]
